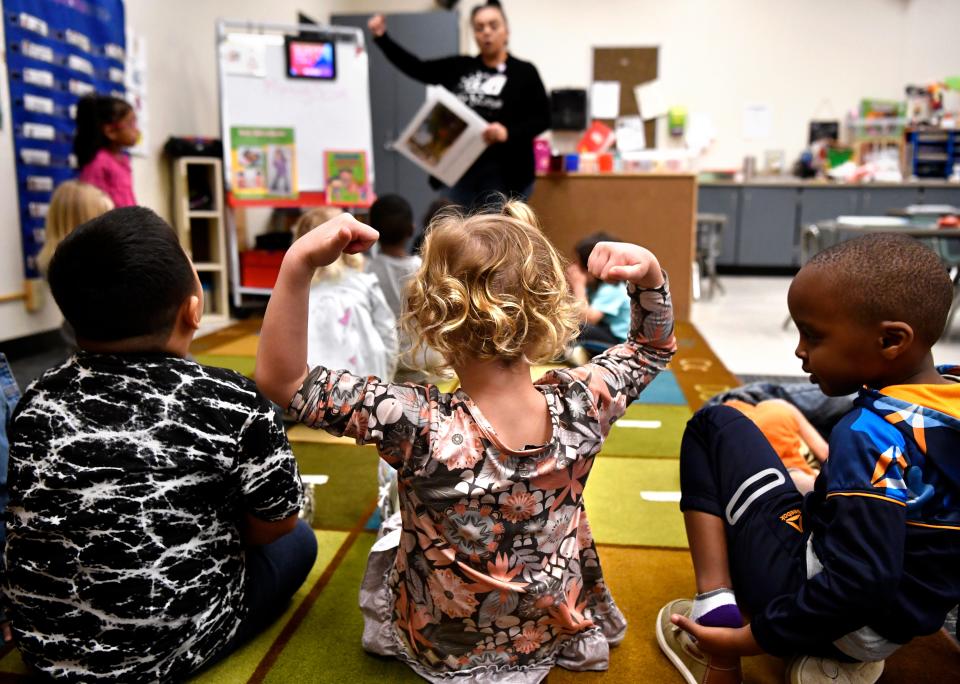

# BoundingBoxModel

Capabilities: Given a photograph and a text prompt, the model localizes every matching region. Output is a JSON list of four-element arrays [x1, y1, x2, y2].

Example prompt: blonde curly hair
[[293, 206, 364, 282], [403, 200, 580, 368]]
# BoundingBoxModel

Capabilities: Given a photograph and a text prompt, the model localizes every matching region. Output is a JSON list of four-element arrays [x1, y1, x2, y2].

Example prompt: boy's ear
[[879, 321, 914, 359], [178, 293, 202, 333]]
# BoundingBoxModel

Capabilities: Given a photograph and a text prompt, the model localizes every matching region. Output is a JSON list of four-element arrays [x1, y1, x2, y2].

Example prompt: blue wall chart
[[3, 0, 126, 279]]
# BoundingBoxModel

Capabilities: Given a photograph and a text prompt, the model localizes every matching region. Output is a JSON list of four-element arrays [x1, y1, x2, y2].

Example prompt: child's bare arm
[[255, 213, 379, 407]]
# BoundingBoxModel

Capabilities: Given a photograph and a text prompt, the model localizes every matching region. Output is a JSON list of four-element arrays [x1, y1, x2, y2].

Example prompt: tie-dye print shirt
[[288, 279, 676, 677], [4, 353, 303, 682]]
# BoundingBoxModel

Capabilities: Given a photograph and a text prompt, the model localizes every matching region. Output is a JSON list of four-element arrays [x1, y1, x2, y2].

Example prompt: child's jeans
[[196, 519, 318, 672], [0, 353, 22, 547]]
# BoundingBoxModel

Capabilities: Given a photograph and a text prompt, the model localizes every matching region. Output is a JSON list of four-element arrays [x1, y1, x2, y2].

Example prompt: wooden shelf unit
[[172, 156, 230, 322]]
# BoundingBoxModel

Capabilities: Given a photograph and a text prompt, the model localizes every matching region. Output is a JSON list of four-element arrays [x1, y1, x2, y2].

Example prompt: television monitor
[[285, 37, 336, 80]]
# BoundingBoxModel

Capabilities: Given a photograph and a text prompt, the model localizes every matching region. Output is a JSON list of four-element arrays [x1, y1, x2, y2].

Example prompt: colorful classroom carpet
[[0, 322, 955, 682]]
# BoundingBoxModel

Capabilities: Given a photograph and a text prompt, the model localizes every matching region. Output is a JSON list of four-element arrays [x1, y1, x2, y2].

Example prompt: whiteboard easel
[[216, 19, 374, 306]]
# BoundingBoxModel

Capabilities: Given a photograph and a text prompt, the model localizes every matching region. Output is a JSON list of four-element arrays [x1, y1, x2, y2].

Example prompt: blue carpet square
[[633, 370, 686, 405]]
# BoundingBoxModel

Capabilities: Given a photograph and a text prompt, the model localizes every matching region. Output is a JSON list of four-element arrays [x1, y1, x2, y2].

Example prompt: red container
[[240, 249, 286, 289]]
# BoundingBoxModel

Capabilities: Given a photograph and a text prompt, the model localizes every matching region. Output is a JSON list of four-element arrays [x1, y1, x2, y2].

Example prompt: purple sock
[[691, 588, 743, 628]]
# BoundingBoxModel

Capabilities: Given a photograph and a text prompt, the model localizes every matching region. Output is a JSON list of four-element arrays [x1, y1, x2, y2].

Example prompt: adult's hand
[[482, 123, 508, 144], [368, 14, 387, 38]]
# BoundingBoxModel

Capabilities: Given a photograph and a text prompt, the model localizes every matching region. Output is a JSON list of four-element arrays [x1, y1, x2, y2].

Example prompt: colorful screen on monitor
[[285, 38, 336, 80]]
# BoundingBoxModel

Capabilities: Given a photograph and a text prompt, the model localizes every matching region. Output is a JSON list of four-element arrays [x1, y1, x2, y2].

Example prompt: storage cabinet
[[172, 157, 229, 322], [859, 187, 922, 215], [698, 182, 960, 270], [798, 188, 860, 229], [920, 187, 960, 207], [737, 188, 798, 266], [697, 186, 740, 266]]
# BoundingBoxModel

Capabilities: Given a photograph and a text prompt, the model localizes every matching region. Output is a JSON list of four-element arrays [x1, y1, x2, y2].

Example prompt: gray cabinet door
[[738, 188, 798, 267], [697, 186, 740, 266], [332, 12, 459, 226], [797, 188, 860, 262], [920, 187, 960, 207], [798, 188, 860, 226], [859, 187, 923, 215]]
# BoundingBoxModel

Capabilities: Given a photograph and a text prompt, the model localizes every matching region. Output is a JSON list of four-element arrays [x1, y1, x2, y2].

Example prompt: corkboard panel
[[529, 174, 696, 321], [592, 47, 658, 147]]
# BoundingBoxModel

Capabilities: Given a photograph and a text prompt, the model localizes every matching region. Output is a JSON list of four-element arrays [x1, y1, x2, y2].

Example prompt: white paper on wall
[[634, 80, 668, 120], [686, 112, 717, 154], [590, 81, 620, 119], [615, 115, 646, 152], [743, 103, 773, 139]]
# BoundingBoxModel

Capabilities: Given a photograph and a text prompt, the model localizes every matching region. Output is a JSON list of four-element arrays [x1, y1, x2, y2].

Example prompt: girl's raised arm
[[255, 214, 379, 407]]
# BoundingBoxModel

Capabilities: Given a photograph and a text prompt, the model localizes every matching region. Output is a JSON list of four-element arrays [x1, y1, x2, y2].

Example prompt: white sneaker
[[787, 655, 884, 684]]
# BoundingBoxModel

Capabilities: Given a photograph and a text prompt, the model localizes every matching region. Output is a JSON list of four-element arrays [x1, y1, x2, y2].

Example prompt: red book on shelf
[[577, 121, 615, 153]]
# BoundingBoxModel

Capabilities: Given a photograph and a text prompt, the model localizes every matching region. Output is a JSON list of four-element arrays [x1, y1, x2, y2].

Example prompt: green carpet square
[[261, 533, 421, 683], [584, 456, 686, 548], [194, 354, 256, 378], [600, 404, 691, 458], [191, 530, 349, 683], [291, 443, 380, 530]]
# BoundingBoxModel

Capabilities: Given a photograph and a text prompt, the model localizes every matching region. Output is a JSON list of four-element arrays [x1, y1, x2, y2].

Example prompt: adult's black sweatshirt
[[373, 32, 550, 194]]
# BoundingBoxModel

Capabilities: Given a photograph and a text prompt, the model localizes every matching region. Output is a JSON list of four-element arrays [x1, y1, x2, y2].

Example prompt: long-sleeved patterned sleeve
[[286, 368, 432, 469], [542, 272, 677, 436]]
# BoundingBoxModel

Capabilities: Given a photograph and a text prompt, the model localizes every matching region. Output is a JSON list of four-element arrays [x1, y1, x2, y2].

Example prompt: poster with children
[[229, 126, 297, 198], [324, 151, 371, 206]]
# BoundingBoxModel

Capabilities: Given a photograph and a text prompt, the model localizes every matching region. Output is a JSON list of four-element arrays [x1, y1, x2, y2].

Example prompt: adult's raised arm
[[368, 13, 454, 85]]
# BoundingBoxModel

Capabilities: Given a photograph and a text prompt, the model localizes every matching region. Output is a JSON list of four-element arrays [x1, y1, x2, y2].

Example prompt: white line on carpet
[[640, 491, 682, 502], [616, 420, 662, 429]]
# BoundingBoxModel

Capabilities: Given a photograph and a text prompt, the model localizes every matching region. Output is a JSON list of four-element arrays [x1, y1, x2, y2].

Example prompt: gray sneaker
[[786, 656, 884, 684], [656, 598, 742, 684]]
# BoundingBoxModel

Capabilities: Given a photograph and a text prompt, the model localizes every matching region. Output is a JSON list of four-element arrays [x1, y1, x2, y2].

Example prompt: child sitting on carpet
[[567, 232, 632, 353], [5, 207, 316, 681], [295, 207, 398, 380], [658, 234, 960, 684], [722, 398, 828, 494], [296, 206, 400, 519], [255, 201, 677, 682], [37, 180, 115, 352]]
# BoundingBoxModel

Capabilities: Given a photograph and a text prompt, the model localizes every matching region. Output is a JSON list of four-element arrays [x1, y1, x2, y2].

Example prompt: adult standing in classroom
[[368, 1, 550, 209]]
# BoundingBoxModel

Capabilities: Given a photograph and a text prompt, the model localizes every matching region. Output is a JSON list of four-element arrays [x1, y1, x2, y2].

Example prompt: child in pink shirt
[[74, 95, 139, 207], [255, 202, 677, 682]]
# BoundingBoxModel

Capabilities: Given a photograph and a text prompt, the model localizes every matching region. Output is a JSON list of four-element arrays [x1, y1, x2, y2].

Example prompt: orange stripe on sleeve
[[825, 491, 907, 507]]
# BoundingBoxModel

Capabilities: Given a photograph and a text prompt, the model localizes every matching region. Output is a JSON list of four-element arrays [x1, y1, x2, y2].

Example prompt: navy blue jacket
[[751, 366, 960, 655]]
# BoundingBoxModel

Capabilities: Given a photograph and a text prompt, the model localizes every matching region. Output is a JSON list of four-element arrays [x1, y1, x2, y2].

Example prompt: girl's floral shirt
[[288, 279, 676, 675]]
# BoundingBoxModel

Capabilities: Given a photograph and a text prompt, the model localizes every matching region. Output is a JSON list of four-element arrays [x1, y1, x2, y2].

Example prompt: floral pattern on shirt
[[288, 279, 675, 676]]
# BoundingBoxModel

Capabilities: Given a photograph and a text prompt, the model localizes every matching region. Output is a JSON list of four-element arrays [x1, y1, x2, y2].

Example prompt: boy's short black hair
[[48, 206, 197, 343], [807, 233, 954, 345], [574, 231, 619, 269], [369, 194, 414, 246]]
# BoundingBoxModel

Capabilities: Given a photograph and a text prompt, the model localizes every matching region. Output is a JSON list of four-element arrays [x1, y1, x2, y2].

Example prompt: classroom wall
[[0, 1, 338, 343], [336, 0, 960, 169], [3, 0, 959, 342]]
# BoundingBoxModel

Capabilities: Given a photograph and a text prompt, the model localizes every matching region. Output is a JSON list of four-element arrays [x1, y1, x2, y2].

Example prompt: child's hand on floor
[[587, 242, 664, 289], [290, 212, 379, 271], [670, 615, 763, 657]]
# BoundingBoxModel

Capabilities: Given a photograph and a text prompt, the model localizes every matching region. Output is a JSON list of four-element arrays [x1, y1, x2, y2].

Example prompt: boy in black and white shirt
[[5, 207, 315, 682]]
